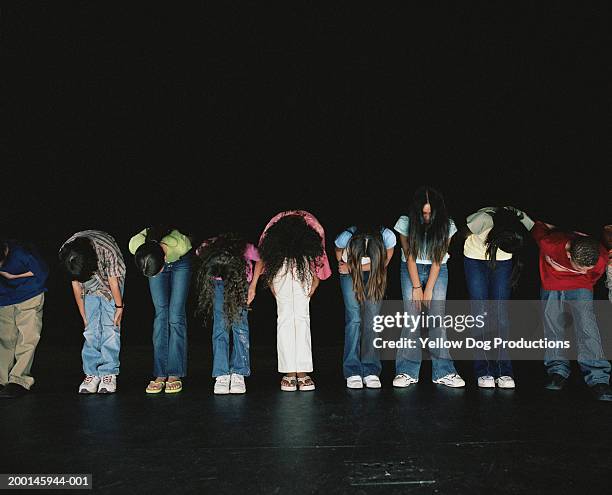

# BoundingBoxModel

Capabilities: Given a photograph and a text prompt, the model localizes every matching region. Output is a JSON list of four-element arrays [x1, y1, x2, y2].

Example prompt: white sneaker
[[363, 375, 381, 389], [346, 375, 364, 389], [98, 375, 117, 394], [478, 375, 495, 388], [214, 375, 230, 395], [230, 373, 246, 394], [496, 376, 516, 389], [433, 373, 466, 388], [78, 375, 100, 394], [393, 373, 418, 388]]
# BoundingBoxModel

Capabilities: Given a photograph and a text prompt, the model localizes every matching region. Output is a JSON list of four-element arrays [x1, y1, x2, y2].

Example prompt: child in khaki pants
[[0, 239, 48, 398]]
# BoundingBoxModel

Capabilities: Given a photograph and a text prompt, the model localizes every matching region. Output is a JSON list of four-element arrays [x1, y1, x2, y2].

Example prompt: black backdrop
[[3, 3, 610, 346]]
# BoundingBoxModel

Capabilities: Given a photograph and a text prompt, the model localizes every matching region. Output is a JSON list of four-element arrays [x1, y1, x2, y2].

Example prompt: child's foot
[[495, 376, 515, 389], [214, 375, 230, 395], [280, 375, 297, 392], [146, 379, 166, 394], [363, 375, 381, 389], [433, 373, 465, 388], [477, 375, 495, 388], [98, 375, 117, 394], [346, 375, 364, 389], [165, 379, 183, 394], [393, 374, 418, 388], [230, 373, 246, 394], [297, 376, 315, 391], [78, 375, 100, 394]]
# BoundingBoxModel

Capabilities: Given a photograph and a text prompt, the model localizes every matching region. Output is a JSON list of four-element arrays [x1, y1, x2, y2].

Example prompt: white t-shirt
[[463, 206, 534, 260], [393, 216, 457, 264]]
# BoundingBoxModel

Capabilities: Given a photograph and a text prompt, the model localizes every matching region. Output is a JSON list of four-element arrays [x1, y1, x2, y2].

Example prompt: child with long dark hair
[[250, 210, 331, 392], [129, 225, 192, 394], [335, 225, 395, 389], [195, 234, 260, 394], [393, 187, 465, 388], [464, 206, 534, 388]]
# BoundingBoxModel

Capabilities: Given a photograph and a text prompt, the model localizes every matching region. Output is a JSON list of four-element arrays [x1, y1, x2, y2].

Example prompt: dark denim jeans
[[542, 288, 611, 386], [211, 280, 250, 377], [464, 256, 513, 378], [396, 263, 457, 380], [340, 272, 382, 378], [148, 254, 192, 377]]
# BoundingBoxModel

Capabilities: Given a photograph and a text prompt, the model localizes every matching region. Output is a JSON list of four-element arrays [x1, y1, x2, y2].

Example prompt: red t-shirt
[[532, 221, 607, 291]]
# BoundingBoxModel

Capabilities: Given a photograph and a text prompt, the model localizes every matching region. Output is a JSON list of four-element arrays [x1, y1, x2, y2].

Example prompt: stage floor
[[1, 344, 610, 494]]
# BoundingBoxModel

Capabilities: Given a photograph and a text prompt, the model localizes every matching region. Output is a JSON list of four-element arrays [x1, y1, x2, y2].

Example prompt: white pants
[[273, 263, 313, 373]]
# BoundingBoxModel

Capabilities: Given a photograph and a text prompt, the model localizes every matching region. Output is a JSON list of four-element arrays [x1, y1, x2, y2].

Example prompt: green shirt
[[128, 229, 192, 263]]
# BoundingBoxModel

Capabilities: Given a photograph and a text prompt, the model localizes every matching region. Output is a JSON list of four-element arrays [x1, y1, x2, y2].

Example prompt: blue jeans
[[542, 288, 611, 386], [148, 254, 192, 377], [82, 291, 122, 376], [340, 272, 382, 378], [396, 263, 457, 380], [464, 257, 513, 378], [211, 280, 250, 377]]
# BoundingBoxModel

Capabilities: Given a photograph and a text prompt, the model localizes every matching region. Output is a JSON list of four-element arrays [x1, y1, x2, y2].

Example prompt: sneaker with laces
[[363, 375, 381, 389], [98, 375, 117, 394], [544, 373, 567, 391], [589, 383, 612, 402], [393, 374, 418, 388], [477, 375, 495, 388], [496, 376, 516, 389], [433, 373, 466, 388], [78, 375, 100, 394], [346, 375, 364, 389], [214, 375, 231, 395], [230, 373, 246, 394]]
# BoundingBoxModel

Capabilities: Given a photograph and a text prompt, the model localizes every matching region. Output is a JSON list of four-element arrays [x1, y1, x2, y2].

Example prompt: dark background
[[2, 3, 610, 347]]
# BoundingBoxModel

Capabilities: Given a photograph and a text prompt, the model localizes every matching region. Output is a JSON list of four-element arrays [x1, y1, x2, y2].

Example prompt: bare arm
[[247, 260, 265, 304], [308, 273, 320, 297], [108, 276, 124, 327], [0, 271, 34, 280], [71, 280, 87, 326], [385, 247, 394, 267]]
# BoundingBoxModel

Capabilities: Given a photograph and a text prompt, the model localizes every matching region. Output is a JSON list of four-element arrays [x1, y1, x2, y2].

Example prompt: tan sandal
[[165, 379, 183, 394], [298, 376, 315, 391], [280, 375, 297, 392], [146, 380, 165, 394]]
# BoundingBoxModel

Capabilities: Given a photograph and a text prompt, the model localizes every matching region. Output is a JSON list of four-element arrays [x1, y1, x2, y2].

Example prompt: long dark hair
[[485, 208, 527, 287], [259, 214, 323, 288], [196, 233, 249, 325], [345, 227, 387, 303], [407, 186, 451, 264], [134, 225, 175, 277]]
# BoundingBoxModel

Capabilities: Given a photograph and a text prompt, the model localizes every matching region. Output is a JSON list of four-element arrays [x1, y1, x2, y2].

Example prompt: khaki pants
[[0, 293, 44, 389]]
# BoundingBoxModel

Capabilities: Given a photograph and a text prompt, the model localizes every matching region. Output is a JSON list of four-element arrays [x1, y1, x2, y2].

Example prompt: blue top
[[0, 241, 48, 307], [335, 226, 396, 265], [393, 216, 457, 264]]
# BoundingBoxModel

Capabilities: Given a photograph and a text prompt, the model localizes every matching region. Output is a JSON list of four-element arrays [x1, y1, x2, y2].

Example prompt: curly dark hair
[[195, 233, 249, 326], [259, 213, 324, 288]]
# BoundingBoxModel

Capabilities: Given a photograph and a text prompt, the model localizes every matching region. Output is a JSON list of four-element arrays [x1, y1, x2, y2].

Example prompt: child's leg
[[82, 295, 102, 376], [11, 293, 44, 389], [230, 308, 250, 377], [274, 264, 299, 374], [0, 303, 18, 386], [294, 269, 313, 375], [167, 257, 191, 379], [149, 269, 170, 378], [98, 295, 121, 376], [340, 273, 363, 378], [212, 280, 230, 377]]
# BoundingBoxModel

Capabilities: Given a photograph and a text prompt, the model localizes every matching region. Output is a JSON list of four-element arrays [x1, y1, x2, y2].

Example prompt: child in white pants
[[252, 210, 331, 391]]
